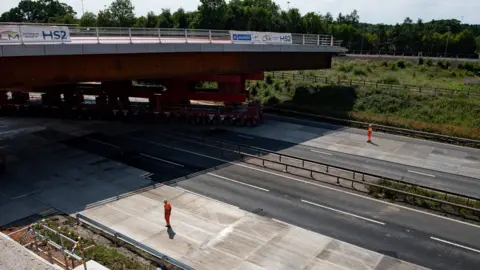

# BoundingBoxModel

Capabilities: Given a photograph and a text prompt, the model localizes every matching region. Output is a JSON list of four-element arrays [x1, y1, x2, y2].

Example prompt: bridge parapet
[[0, 24, 346, 57]]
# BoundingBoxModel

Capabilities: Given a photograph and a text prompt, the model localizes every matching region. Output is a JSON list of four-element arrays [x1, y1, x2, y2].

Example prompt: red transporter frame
[[0, 73, 265, 126]]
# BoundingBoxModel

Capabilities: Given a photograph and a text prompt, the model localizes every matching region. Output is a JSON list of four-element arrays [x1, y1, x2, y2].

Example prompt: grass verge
[[369, 180, 480, 222], [249, 73, 480, 140]]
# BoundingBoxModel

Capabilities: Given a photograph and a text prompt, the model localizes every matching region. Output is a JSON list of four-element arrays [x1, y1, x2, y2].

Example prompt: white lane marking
[[11, 189, 42, 200], [140, 172, 153, 178], [140, 172, 154, 179], [139, 153, 184, 167], [301, 199, 385, 225], [127, 136, 480, 229], [207, 173, 270, 192], [237, 134, 254, 139], [85, 137, 121, 149], [174, 187, 240, 209], [430, 237, 480, 254], [407, 170, 435, 177], [310, 149, 333, 156]]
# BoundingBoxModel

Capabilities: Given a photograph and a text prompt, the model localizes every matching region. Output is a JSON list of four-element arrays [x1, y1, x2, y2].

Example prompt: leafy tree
[[157, 9, 173, 28], [80, 11, 97, 27], [145, 11, 158, 28], [96, 9, 115, 27], [109, 0, 135, 27], [194, 0, 228, 29], [1, 0, 480, 56], [172, 8, 190, 28], [1, 0, 76, 23]]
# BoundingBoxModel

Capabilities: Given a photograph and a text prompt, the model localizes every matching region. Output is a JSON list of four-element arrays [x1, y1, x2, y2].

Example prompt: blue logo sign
[[42, 30, 68, 40], [233, 33, 252, 41], [279, 35, 291, 42]]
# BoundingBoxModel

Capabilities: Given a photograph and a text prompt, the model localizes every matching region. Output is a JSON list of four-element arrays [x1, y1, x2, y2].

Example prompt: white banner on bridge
[[252, 32, 292, 45], [230, 31, 292, 45], [0, 25, 71, 43]]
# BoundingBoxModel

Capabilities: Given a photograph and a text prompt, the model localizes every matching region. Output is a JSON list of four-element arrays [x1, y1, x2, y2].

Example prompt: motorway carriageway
[[74, 128, 480, 270], [179, 127, 480, 199]]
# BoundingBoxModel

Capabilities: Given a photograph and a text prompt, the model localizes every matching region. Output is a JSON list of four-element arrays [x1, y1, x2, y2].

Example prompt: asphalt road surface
[[80, 128, 480, 270], [181, 127, 480, 199]]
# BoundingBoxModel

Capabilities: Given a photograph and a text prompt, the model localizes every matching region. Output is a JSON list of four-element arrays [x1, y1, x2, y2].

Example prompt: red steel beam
[[187, 92, 247, 103], [0, 52, 332, 88]]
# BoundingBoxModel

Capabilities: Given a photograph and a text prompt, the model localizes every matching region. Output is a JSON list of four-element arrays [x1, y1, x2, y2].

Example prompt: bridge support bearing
[[63, 92, 86, 118], [11, 92, 29, 104], [0, 91, 7, 107]]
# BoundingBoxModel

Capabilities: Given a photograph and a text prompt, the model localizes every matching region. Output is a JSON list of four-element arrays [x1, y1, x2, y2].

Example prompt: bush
[[338, 63, 354, 72], [389, 63, 398, 71], [425, 58, 433, 66], [458, 62, 480, 72], [265, 74, 274, 85], [396, 60, 406, 69], [353, 67, 368, 76], [437, 61, 451, 70], [85, 245, 144, 270], [418, 57, 424, 65], [378, 75, 400, 85], [266, 96, 280, 105]]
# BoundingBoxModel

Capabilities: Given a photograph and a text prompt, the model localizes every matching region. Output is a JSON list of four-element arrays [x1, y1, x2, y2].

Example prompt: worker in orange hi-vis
[[163, 199, 172, 228], [367, 124, 373, 142]]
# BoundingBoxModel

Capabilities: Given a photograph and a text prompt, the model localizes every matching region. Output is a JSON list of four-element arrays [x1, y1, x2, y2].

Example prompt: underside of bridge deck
[[0, 52, 332, 88]]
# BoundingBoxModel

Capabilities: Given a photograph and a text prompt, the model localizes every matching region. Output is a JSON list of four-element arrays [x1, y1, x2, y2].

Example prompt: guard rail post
[[184, 29, 188, 43], [95, 27, 100, 44], [128, 28, 132, 44], [317, 35, 320, 45], [330, 36, 334, 46], [302, 34, 305, 45], [158, 28, 161, 43], [10, 25, 23, 45], [209, 30, 212, 43]]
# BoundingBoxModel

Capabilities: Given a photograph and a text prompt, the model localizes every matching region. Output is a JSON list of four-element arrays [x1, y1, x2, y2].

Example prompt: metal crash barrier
[[153, 131, 480, 222], [75, 213, 195, 270]]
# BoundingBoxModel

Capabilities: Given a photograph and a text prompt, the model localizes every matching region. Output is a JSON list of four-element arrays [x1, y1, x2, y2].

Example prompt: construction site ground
[[2, 117, 478, 270], [80, 184, 429, 270]]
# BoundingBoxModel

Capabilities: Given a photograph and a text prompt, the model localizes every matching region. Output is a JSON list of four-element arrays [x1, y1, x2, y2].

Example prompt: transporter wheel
[[0, 155, 6, 174]]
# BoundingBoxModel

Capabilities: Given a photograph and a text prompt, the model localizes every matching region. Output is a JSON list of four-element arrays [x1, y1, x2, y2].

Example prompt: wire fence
[[347, 50, 480, 60], [269, 71, 480, 99]]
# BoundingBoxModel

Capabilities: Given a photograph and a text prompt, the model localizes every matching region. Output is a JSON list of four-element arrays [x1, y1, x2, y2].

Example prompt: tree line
[[2, 0, 480, 56]]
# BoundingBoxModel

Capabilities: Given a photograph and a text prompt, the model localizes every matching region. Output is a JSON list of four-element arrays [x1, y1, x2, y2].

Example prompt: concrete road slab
[[80, 185, 430, 270], [226, 120, 480, 179]]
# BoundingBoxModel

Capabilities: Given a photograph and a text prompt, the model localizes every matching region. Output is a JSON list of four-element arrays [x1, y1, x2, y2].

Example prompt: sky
[[1, 0, 479, 25]]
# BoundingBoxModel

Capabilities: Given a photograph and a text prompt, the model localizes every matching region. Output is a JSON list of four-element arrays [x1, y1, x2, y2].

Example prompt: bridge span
[[0, 25, 345, 88], [0, 24, 346, 127]]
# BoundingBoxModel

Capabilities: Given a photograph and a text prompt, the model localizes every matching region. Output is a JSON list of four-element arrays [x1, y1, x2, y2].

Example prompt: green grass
[[299, 58, 480, 92], [85, 245, 148, 270], [249, 59, 480, 139]]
